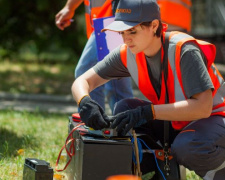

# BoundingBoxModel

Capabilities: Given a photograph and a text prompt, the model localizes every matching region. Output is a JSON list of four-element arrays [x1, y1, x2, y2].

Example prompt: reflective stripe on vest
[[84, 0, 113, 38], [170, 32, 225, 116], [120, 32, 225, 130], [157, 0, 192, 32]]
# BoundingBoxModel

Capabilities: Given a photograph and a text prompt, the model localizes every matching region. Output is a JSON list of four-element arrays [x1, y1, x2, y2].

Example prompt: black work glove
[[79, 96, 110, 130], [110, 104, 155, 136]]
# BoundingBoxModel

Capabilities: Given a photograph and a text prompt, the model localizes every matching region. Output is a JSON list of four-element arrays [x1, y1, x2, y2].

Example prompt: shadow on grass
[[0, 128, 39, 159]]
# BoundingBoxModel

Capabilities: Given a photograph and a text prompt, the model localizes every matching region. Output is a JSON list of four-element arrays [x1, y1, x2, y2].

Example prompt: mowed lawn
[[0, 110, 68, 180], [0, 110, 202, 180], [0, 61, 75, 95]]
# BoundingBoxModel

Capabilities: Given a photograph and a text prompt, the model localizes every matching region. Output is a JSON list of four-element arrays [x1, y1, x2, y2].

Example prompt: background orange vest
[[84, 0, 113, 38], [84, 0, 192, 38], [157, 0, 192, 32]]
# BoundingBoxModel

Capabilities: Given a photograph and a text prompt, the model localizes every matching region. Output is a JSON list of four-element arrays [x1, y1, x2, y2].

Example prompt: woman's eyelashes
[[118, 30, 137, 35], [130, 31, 136, 34]]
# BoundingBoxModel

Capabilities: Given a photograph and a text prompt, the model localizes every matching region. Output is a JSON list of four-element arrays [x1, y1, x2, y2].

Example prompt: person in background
[[71, 0, 225, 179], [157, 0, 192, 32], [55, 0, 133, 113]]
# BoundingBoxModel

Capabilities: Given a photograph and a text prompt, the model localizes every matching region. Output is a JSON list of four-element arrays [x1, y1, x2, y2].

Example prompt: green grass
[[0, 61, 75, 95], [186, 169, 203, 180], [0, 110, 202, 180], [0, 110, 68, 180]]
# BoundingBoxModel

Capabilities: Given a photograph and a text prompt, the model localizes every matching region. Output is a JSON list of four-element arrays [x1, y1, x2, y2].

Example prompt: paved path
[[0, 90, 146, 115], [0, 92, 77, 114], [1, 63, 225, 115]]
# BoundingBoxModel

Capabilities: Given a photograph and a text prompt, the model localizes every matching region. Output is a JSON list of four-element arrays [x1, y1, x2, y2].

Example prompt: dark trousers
[[113, 98, 225, 180]]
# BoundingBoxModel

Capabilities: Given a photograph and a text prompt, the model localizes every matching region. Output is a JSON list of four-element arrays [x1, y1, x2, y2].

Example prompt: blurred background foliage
[[0, 0, 86, 64], [0, 0, 224, 95], [1, 0, 225, 65]]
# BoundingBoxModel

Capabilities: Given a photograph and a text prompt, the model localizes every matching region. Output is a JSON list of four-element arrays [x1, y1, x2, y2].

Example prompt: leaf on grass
[[54, 174, 65, 180], [17, 149, 25, 155], [10, 172, 18, 176], [142, 171, 155, 180]]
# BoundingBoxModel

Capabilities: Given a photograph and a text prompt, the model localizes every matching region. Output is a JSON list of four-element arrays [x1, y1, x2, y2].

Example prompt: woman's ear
[[152, 19, 159, 32]]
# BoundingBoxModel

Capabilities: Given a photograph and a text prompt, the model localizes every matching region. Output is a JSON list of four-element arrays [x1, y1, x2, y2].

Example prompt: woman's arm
[[71, 68, 109, 104], [154, 89, 213, 121]]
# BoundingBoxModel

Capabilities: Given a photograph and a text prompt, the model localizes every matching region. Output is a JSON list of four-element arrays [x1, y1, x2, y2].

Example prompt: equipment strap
[[163, 32, 171, 175], [163, 32, 170, 150]]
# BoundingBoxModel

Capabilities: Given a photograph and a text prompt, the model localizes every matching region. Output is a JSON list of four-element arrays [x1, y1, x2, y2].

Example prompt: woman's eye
[[118, 31, 136, 35], [130, 31, 136, 34]]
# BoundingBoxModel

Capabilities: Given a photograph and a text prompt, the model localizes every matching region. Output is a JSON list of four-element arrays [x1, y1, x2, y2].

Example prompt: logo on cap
[[116, 9, 131, 14]]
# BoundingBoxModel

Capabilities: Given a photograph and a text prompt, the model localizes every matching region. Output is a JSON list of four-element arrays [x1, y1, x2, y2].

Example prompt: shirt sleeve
[[180, 42, 214, 98], [93, 46, 131, 79]]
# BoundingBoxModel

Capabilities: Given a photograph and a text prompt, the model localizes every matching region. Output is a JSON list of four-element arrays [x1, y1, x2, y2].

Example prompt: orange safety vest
[[157, 0, 192, 32], [84, 0, 113, 39], [120, 32, 225, 130]]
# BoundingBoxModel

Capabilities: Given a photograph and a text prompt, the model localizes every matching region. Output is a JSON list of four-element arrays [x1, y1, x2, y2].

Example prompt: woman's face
[[119, 23, 155, 56]]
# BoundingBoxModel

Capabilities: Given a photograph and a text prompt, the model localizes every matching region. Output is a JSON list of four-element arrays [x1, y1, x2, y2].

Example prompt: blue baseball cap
[[102, 0, 161, 32]]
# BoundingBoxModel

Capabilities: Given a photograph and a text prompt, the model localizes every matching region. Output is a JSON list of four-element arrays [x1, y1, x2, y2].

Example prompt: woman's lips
[[128, 45, 135, 49]]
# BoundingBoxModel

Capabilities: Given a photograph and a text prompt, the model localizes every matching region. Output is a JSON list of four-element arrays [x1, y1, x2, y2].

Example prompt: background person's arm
[[55, 0, 84, 30]]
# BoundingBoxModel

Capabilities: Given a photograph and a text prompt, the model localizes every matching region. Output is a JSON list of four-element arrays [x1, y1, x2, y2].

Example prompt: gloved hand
[[110, 104, 155, 136], [79, 96, 110, 130]]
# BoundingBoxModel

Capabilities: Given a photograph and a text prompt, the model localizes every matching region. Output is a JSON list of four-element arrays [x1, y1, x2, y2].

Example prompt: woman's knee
[[113, 98, 132, 115], [171, 129, 225, 177], [113, 98, 152, 115], [171, 130, 195, 169]]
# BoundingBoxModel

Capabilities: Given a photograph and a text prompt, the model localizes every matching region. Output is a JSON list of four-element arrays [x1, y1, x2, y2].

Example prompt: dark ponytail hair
[[140, 20, 163, 37]]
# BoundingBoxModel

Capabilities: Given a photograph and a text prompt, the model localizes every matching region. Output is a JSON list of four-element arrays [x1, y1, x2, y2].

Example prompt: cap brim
[[101, 21, 139, 32]]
